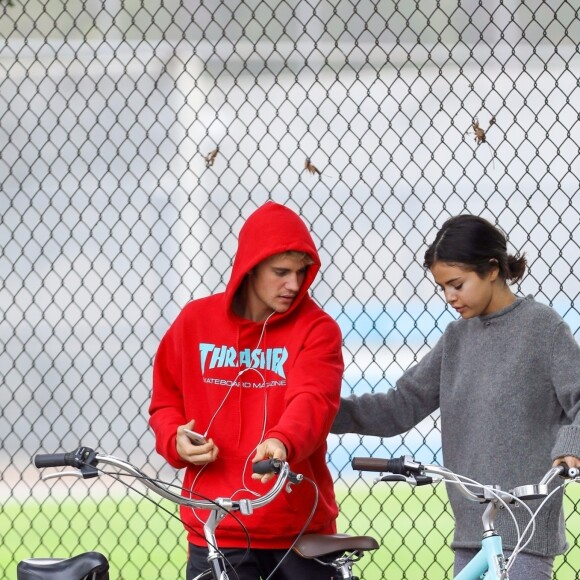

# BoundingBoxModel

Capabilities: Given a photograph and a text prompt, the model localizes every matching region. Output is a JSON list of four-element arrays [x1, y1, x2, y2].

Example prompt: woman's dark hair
[[423, 214, 527, 284]]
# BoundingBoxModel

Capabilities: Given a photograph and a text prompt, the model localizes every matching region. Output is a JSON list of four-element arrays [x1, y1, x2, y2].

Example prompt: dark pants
[[186, 543, 335, 580]]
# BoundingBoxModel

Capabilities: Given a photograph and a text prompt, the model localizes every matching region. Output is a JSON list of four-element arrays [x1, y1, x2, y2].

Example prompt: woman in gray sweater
[[332, 215, 580, 579]]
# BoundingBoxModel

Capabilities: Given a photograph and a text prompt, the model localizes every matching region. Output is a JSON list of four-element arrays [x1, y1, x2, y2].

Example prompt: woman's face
[[430, 261, 500, 318]]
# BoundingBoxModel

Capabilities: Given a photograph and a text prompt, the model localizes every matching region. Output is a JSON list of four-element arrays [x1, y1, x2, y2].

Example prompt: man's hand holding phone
[[176, 420, 219, 465], [183, 428, 207, 446]]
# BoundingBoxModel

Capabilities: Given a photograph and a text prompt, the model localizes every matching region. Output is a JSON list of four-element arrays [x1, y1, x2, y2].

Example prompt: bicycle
[[17, 446, 378, 580], [351, 454, 579, 579]]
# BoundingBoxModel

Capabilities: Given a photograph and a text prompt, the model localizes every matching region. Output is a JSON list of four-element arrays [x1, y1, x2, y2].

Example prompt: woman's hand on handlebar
[[252, 438, 287, 483], [553, 455, 580, 470], [176, 420, 219, 465]]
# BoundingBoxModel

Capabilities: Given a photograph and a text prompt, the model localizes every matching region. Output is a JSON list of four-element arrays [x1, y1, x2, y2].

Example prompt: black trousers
[[186, 543, 335, 580]]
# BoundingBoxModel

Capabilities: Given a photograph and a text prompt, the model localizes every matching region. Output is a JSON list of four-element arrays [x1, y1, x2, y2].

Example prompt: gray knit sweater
[[332, 296, 580, 556]]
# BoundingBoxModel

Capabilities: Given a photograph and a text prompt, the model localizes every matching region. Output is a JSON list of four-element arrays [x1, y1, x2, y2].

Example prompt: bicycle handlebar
[[351, 455, 420, 474], [351, 454, 579, 503], [35, 447, 98, 469], [35, 446, 303, 512], [252, 458, 284, 475], [35, 452, 78, 468]]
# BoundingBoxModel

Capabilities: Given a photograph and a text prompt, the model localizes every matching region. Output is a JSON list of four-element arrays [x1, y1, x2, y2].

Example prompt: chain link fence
[[1, 1, 579, 578]]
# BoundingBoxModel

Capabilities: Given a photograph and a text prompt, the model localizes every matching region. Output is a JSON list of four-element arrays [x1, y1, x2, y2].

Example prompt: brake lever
[[375, 474, 434, 486], [375, 474, 409, 484], [41, 462, 99, 480], [42, 471, 84, 481], [285, 473, 304, 493]]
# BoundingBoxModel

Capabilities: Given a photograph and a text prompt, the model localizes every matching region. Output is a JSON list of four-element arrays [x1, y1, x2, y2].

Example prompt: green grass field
[[2, 483, 579, 579]]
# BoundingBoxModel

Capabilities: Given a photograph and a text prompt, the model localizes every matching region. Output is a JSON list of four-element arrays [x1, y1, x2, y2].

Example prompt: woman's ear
[[488, 258, 500, 282]]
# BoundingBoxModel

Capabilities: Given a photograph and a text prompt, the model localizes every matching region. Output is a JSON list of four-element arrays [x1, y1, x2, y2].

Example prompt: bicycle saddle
[[17, 551, 109, 580], [293, 533, 379, 558]]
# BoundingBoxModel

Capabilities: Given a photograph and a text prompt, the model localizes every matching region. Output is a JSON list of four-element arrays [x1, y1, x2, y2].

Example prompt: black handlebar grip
[[34, 452, 77, 468], [351, 456, 409, 474], [352, 457, 392, 472], [252, 458, 283, 475]]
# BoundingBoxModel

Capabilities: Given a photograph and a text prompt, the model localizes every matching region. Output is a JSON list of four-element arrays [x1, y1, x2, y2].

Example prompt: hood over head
[[224, 201, 321, 319]]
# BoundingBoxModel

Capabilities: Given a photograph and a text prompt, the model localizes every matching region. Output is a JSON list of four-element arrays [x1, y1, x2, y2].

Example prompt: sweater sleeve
[[148, 323, 190, 469], [265, 315, 343, 464], [331, 334, 444, 437], [550, 320, 580, 460]]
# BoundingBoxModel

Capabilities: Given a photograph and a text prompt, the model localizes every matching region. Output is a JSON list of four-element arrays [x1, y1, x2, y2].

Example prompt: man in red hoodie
[[149, 201, 344, 579]]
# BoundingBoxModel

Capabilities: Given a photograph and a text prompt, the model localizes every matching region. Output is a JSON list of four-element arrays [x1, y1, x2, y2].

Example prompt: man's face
[[245, 253, 310, 322]]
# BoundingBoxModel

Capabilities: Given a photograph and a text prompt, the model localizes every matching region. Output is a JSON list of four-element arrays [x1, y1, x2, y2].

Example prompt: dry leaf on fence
[[304, 157, 322, 176], [204, 147, 219, 167], [470, 116, 497, 146]]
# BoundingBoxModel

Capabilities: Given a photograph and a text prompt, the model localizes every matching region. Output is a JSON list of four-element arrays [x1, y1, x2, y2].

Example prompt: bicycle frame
[[453, 490, 511, 580], [455, 534, 507, 580], [453, 500, 508, 580]]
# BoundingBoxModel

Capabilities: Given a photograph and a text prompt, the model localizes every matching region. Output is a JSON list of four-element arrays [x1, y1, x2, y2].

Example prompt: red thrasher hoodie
[[149, 201, 344, 549]]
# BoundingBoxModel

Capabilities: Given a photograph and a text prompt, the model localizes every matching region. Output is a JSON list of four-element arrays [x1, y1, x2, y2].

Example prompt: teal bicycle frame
[[455, 534, 507, 579], [455, 496, 509, 580]]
